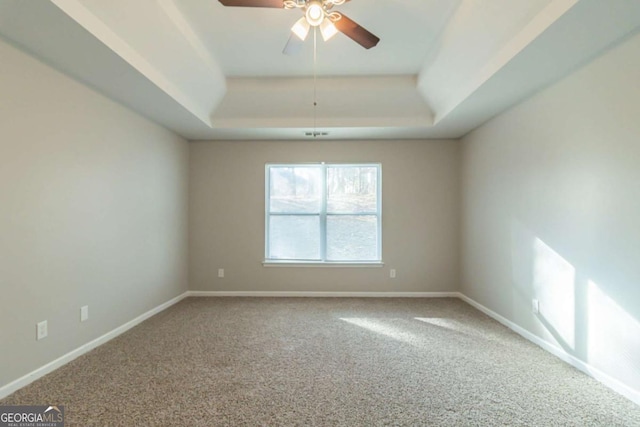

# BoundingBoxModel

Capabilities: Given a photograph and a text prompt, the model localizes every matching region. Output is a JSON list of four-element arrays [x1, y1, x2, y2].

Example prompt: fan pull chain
[[313, 26, 318, 138]]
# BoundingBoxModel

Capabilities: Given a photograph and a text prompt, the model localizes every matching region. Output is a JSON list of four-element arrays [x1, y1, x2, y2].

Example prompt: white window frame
[[264, 163, 383, 266]]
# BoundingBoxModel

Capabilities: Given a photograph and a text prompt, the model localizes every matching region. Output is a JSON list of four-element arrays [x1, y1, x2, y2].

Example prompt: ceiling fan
[[218, 0, 380, 53]]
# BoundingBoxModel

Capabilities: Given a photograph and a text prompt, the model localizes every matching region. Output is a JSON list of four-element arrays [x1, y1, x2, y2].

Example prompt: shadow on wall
[[510, 220, 640, 392]]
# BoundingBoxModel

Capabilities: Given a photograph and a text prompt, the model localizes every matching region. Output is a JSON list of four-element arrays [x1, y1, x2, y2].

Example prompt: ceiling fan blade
[[218, 0, 283, 7], [283, 34, 304, 55], [333, 13, 380, 49]]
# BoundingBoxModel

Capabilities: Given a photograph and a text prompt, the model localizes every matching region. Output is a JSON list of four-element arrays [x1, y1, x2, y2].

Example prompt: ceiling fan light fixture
[[291, 17, 310, 40], [219, 0, 380, 50], [319, 17, 338, 41], [305, 1, 324, 27]]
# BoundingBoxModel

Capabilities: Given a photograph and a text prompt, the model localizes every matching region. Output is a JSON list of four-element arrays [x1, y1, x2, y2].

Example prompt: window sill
[[263, 261, 384, 268]]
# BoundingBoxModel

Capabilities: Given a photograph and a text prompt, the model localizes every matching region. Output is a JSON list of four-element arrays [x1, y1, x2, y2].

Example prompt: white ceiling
[[1, 0, 639, 141], [177, 0, 463, 77]]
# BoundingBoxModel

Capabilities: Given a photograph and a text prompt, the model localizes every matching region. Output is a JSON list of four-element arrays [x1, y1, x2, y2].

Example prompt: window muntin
[[265, 163, 381, 263]]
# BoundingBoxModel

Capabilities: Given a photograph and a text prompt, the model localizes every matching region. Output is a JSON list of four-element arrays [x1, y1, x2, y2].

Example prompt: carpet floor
[[2, 297, 640, 426]]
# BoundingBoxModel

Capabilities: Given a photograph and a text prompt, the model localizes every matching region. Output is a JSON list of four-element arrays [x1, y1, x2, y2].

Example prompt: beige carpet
[[2, 297, 639, 426]]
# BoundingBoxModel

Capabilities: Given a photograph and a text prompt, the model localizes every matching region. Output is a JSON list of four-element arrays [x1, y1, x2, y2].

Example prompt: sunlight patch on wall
[[533, 237, 575, 349], [587, 280, 640, 390]]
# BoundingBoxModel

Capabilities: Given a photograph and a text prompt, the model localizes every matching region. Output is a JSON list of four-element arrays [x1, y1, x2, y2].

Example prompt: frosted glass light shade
[[291, 17, 310, 40], [305, 2, 324, 27], [320, 18, 338, 41]]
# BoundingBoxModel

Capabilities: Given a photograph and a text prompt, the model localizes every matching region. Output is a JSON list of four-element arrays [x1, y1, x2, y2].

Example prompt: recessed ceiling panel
[[174, 0, 461, 76]]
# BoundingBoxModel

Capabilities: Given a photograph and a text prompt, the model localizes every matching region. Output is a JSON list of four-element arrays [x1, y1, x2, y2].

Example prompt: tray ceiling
[[1, 0, 639, 140]]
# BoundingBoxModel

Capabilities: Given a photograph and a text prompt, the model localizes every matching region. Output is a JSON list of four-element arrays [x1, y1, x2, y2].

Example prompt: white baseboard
[[458, 293, 640, 406], [1, 290, 455, 398], [186, 291, 460, 298], [5, 290, 638, 407], [0, 291, 189, 400]]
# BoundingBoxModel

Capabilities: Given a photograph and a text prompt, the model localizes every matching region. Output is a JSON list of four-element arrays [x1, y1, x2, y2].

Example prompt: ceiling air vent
[[305, 131, 329, 137]]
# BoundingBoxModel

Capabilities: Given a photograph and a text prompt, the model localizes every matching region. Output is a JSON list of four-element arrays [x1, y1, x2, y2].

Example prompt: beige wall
[[189, 139, 460, 292], [0, 39, 189, 388], [461, 33, 640, 396]]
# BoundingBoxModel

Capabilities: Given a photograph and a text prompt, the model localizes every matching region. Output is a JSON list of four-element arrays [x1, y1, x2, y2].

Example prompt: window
[[265, 163, 381, 264]]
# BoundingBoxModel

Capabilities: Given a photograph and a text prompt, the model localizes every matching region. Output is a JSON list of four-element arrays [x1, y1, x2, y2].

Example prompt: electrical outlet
[[532, 299, 540, 314], [390, 269, 396, 279], [80, 305, 89, 322], [36, 320, 48, 340], [218, 268, 224, 278]]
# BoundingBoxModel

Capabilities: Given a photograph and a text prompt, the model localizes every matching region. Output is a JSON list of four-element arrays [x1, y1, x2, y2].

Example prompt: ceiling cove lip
[[50, 0, 227, 127], [2, 0, 639, 140]]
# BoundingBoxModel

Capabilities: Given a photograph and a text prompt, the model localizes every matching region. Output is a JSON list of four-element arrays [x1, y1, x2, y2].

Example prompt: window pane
[[327, 166, 378, 213], [326, 215, 378, 261], [269, 215, 320, 260], [270, 167, 321, 213]]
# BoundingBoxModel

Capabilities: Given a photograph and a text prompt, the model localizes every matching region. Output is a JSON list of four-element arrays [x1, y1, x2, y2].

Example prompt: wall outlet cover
[[81, 305, 89, 322], [36, 320, 48, 340]]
